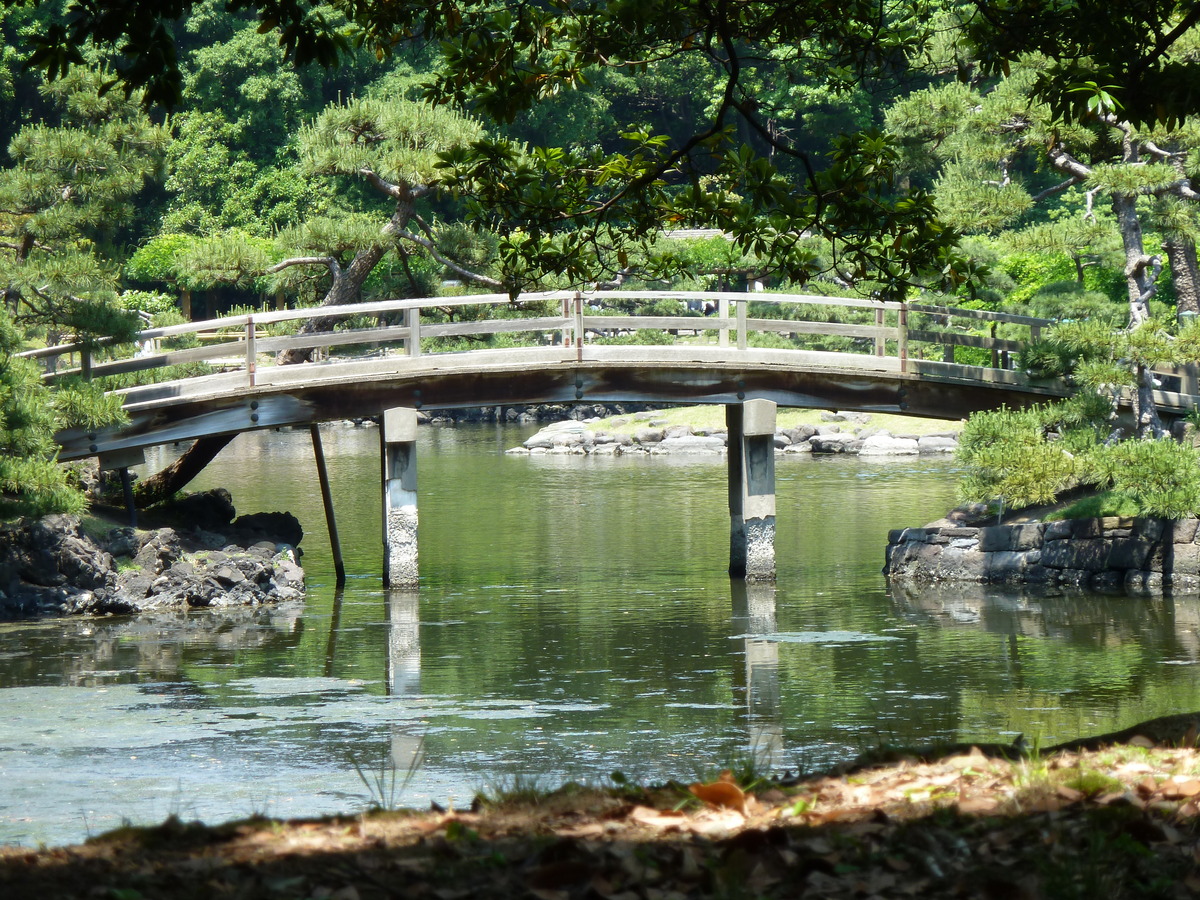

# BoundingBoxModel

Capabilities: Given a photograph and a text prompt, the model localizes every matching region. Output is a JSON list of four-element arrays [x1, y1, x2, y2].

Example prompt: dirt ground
[[7, 716, 1200, 899]]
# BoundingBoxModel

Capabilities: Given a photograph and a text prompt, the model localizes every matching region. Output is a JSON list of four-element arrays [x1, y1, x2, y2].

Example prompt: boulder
[[859, 434, 920, 456], [658, 435, 726, 454], [918, 435, 959, 454]]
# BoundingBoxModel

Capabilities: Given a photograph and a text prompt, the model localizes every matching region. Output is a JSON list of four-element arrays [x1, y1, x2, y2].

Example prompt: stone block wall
[[884, 516, 1200, 591]]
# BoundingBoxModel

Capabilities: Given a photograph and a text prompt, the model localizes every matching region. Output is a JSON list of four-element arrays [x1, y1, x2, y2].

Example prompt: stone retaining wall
[[884, 516, 1200, 591]]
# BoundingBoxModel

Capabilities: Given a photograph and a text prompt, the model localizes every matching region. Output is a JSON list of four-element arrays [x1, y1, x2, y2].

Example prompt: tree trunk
[[1113, 193, 1158, 326], [276, 242, 391, 365], [134, 434, 235, 508], [1111, 192, 1168, 437], [1164, 237, 1200, 320], [276, 197, 414, 366]]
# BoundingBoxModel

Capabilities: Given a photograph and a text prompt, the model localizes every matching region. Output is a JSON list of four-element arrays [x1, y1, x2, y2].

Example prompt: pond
[[2, 422, 1199, 847]]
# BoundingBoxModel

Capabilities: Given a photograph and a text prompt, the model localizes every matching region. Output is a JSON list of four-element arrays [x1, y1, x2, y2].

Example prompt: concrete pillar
[[727, 399, 776, 582], [382, 407, 419, 588]]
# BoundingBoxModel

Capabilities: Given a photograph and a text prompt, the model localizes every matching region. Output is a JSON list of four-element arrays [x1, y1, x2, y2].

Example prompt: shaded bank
[[0, 492, 305, 620]]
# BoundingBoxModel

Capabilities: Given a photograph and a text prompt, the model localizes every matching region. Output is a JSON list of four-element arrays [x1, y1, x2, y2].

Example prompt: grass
[[1045, 490, 1141, 521], [349, 735, 425, 812]]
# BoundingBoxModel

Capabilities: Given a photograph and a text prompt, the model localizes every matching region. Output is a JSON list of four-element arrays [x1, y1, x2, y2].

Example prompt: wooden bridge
[[20, 290, 1200, 585]]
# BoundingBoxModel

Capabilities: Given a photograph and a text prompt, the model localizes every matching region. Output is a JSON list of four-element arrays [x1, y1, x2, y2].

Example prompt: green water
[[2, 423, 1200, 847]]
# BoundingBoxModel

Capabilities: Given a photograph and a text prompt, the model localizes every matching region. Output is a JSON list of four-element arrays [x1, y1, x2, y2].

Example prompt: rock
[[165, 488, 236, 531], [810, 433, 861, 453], [134, 529, 183, 575], [635, 427, 665, 444], [103, 527, 139, 558], [231, 511, 304, 550], [918, 435, 959, 454], [859, 434, 920, 456], [0, 515, 115, 592], [0, 507, 307, 622], [785, 425, 818, 444], [658, 435, 726, 454]]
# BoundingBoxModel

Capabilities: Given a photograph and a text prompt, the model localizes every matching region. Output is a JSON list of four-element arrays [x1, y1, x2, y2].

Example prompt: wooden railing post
[[990, 321, 999, 369], [897, 303, 909, 373], [736, 298, 748, 351], [875, 307, 885, 357], [574, 291, 584, 361], [245, 316, 257, 387], [407, 306, 422, 358], [81, 348, 92, 382], [719, 295, 730, 348]]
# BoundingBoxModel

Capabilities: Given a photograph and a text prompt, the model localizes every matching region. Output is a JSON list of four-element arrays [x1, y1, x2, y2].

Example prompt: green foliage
[[125, 234, 196, 285], [959, 392, 1200, 519], [1090, 439, 1200, 519], [175, 230, 275, 291], [51, 376, 128, 430], [957, 406, 1079, 510], [594, 329, 677, 347], [116, 289, 176, 316], [0, 311, 85, 517]]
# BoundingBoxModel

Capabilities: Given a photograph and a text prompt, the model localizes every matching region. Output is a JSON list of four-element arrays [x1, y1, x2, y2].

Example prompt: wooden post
[[719, 295, 730, 348], [727, 399, 776, 582], [875, 307, 886, 357], [382, 407, 419, 588], [406, 306, 422, 358], [897, 303, 909, 374], [310, 424, 346, 586], [99, 448, 146, 528], [573, 291, 584, 361], [246, 316, 257, 387], [736, 298, 748, 351]]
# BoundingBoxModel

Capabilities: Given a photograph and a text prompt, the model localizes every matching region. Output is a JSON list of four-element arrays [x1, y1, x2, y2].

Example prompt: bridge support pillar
[[382, 407, 419, 588], [727, 400, 776, 582]]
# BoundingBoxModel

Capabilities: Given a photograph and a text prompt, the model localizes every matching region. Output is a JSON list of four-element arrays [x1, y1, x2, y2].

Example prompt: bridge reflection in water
[[381, 581, 788, 778]]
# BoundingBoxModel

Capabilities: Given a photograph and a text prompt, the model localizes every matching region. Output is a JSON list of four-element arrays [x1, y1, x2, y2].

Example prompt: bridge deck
[[21, 290, 1199, 461]]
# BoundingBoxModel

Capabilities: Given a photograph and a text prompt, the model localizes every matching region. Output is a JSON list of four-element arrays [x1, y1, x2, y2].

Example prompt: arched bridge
[[25, 289, 1198, 463]]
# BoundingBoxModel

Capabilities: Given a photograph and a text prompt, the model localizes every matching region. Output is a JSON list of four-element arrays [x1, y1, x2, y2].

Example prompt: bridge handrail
[[18, 289, 1058, 385]]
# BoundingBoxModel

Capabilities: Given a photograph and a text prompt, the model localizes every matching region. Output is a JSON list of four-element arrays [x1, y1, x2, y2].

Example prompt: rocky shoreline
[[0, 489, 305, 621], [507, 411, 961, 456], [884, 513, 1200, 592]]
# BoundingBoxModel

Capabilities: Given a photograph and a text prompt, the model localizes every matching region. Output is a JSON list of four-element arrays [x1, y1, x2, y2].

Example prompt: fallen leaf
[[688, 780, 747, 814], [1161, 779, 1200, 799]]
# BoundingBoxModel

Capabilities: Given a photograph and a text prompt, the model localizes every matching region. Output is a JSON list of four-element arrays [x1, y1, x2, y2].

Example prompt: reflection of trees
[[887, 582, 1200, 744], [889, 582, 1200, 661]]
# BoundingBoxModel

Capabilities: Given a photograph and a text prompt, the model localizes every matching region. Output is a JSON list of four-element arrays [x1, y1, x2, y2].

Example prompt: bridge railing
[[19, 290, 1056, 388]]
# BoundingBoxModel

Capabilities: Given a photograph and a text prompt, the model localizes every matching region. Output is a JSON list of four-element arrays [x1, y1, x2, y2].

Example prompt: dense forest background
[[6, 0, 1200, 517], [0, 0, 1179, 321]]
